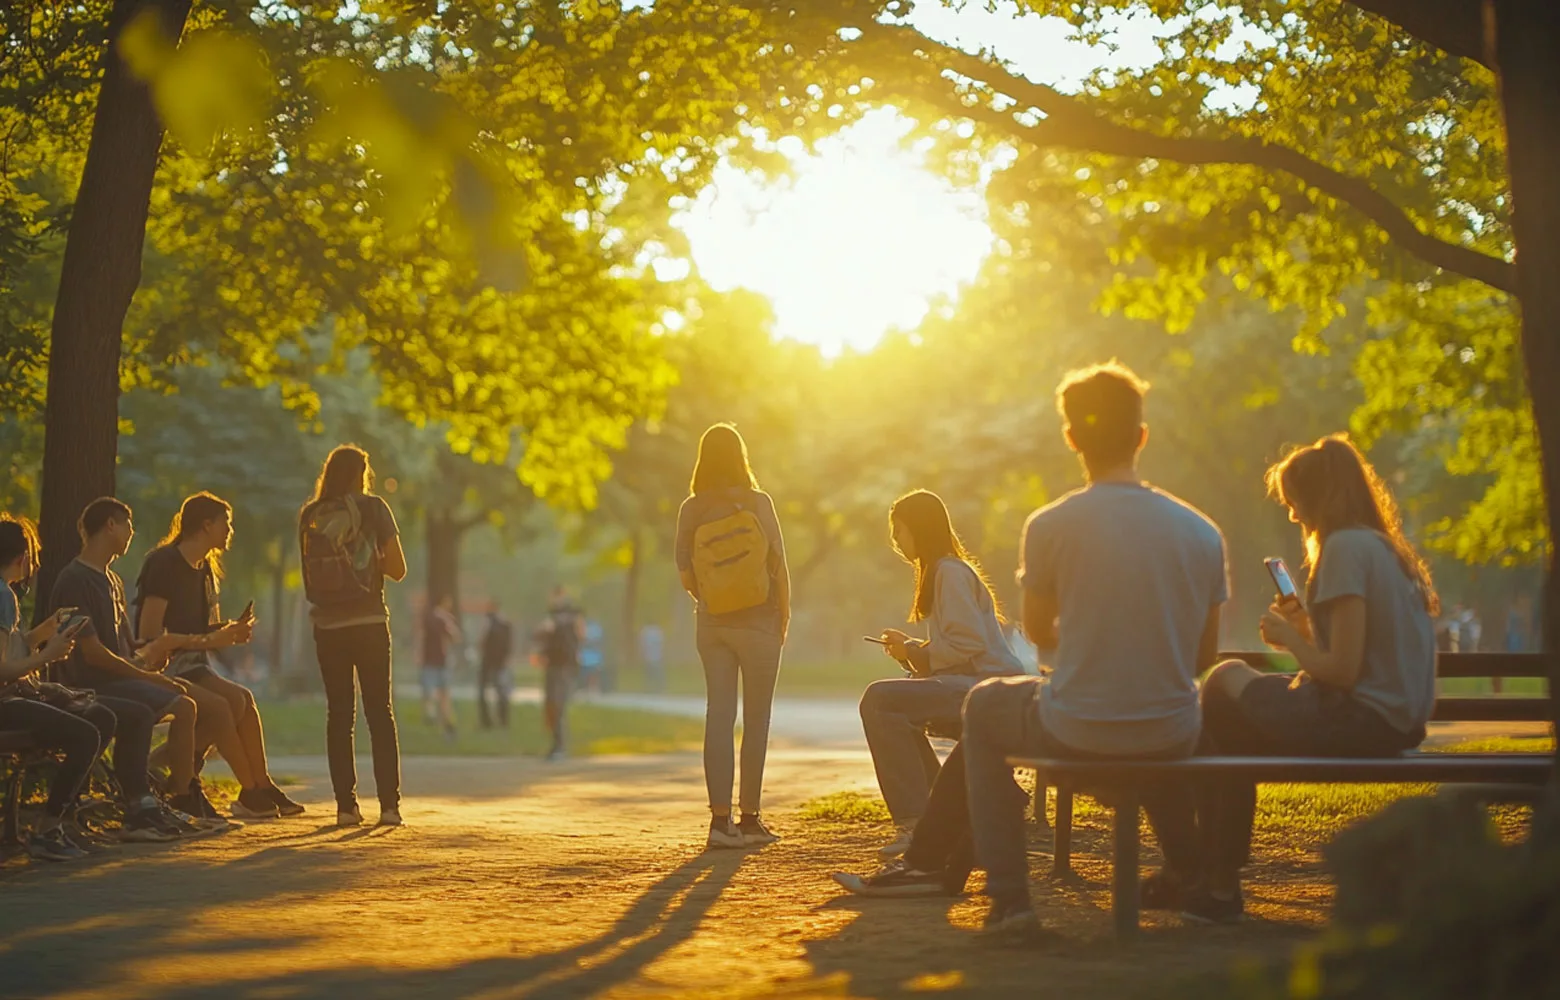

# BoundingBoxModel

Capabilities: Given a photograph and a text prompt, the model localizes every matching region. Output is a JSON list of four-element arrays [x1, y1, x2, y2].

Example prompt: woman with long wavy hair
[[299, 445, 408, 827], [1186, 434, 1439, 924], [674, 424, 790, 849], [137, 491, 300, 821]]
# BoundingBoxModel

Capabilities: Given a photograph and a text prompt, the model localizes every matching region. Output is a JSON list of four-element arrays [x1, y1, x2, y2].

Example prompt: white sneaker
[[879, 823, 916, 860], [706, 816, 744, 849], [377, 808, 403, 827], [337, 807, 364, 828]]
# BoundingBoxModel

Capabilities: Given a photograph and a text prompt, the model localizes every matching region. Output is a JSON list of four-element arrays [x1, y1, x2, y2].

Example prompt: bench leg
[[3, 760, 24, 848], [1030, 777, 1052, 832], [1053, 782, 1074, 876], [1113, 791, 1141, 939]]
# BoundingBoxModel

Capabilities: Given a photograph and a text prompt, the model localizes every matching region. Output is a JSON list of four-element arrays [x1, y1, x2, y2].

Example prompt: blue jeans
[[963, 676, 1201, 910], [697, 623, 783, 815], [859, 675, 975, 823]]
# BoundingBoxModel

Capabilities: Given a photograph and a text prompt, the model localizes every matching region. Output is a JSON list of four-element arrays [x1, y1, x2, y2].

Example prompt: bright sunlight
[[676, 109, 994, 355]]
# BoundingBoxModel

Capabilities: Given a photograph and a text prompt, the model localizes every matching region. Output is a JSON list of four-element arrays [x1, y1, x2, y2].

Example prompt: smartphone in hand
[[239, 600, 256, 622], [1264, 557, 1299, 602]]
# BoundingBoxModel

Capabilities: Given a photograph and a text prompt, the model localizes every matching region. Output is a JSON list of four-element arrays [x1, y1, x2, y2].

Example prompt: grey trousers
[[697, 623, 783, 815]]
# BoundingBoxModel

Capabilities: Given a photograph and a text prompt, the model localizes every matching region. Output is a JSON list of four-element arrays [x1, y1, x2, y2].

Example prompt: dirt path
[[0, 748, 1333, 999]]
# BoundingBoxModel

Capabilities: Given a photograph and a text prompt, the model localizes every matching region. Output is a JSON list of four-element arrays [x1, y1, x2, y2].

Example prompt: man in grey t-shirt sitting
[[963, 361, 1229, 938]]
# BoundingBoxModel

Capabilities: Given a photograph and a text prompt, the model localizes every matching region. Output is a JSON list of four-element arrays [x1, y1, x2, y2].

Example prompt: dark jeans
[[903, 740, 977, 891], [0, 697, 102, 818], [477, 666, 511, 729], [963, 676, 1201, 910], [314, 622, 401, 811], [87, 695, 155, 801], [1200, 674, 1421, 882], [543, 663, 575, 752], [859, 675, 975, 824]]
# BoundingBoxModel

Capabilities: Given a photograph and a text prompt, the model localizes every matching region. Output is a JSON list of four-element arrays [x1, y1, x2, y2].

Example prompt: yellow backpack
[[692, 503, 771, 615]]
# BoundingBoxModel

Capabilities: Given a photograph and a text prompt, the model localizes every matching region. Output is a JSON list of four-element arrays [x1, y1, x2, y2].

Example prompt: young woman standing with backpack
[[674, 424, 790, 849], [299, 445, 409, 828]]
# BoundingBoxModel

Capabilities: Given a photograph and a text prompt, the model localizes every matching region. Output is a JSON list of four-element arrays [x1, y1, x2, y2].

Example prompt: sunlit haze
[[676, 110, 993, 355], [675, 2, 1258, 354]]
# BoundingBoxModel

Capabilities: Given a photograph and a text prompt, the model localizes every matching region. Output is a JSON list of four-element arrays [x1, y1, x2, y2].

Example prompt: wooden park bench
[[1011, 652, 1554, 938]]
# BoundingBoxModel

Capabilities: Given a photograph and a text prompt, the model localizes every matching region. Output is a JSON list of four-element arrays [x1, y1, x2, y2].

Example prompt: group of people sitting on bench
[[833, 360, 1437, 937], [2, 444, 412, 860], [0, 494, 306, 860]]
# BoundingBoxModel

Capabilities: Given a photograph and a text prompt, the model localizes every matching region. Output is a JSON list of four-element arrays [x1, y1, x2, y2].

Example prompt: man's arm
[[1022, 589, 1058, 651], [1197, 604, 1223, 674], [77, 632, 183, 690]]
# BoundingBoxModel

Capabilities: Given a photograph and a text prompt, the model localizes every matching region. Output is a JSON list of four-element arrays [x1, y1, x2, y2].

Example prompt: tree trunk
[[622, 527, 642, 678], [1492, 0, 1560, 830], [424, 507, 464, 614], [34, 0, 193, 622]]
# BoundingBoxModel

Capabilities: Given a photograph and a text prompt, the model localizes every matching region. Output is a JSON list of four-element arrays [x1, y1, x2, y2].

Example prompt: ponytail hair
[[158, 492, 232, 580]]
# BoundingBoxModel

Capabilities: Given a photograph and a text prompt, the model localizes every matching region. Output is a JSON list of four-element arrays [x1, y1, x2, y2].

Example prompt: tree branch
[[1347, 0, 1490, 68], [870, 22, 1517, 296]]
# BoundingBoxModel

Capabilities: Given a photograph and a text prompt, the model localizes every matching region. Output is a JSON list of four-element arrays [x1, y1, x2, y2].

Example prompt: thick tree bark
[[867, 20, 1516, 294], [1349, 0, 1490, 67], [424, 507, 464, 615], [1490, 0, 1560, 827], [621, 526, 642, 678], [35, 0, 192, 621]]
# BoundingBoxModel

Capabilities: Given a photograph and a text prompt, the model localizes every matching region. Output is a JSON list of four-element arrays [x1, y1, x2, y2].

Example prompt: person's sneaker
[[377, 808, 403, 827], [61, 822, 112, 855], [979, 899, 1042, 942], [337, 806, 364, 828], [232, 788, 282, 820], [878, 823, 915, 860], [738, 815, 780, 846], [1180, 888, 1246, 925], [1140, 868, 1195, 911], [120, 807, 180, 843], [545, 746, 566, 762], [264, 785, 306, 817], [27, 826, 87, 862], [166, 797, 231, 834], [706, 816, 744, 849], [832, 861, 947, 898]]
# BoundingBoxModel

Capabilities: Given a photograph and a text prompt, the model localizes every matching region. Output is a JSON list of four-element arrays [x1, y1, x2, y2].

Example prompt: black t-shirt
[[544, 605, 582, 667], [49, 559, 136, 689], [135, 545, 220, 638], [421, 606, 457, 667], [480, 614, 513, 670], [300, 493, 400, 628]]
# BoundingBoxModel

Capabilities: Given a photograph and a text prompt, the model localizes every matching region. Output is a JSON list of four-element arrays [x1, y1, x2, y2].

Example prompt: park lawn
[[614, 657, 940, 699], [255, 698, 705, 757], [800, 734, 1554, 846]]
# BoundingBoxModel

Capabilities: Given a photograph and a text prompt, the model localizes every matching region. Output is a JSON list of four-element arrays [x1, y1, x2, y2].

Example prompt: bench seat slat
[[1219, 650, 1550, 679], [1429, 697, 1552, 721], [1012, 753, 1552, 786]]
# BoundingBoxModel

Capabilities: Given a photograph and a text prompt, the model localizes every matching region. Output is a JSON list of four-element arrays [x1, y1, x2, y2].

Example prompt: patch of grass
[[797, 790, 891, 825], [1433, 735, 1553, 754], [254, 698, 704, 757], [614, 659, 903, 699]]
